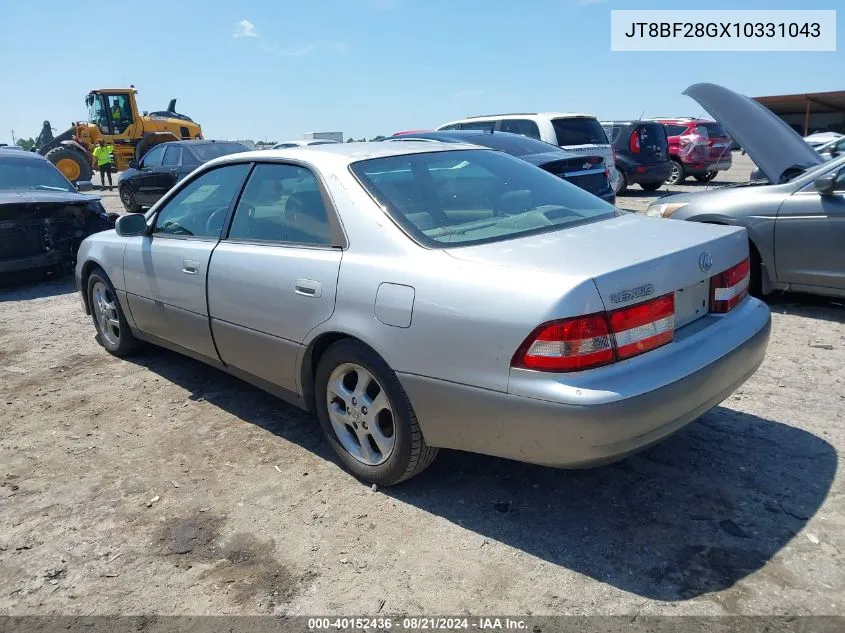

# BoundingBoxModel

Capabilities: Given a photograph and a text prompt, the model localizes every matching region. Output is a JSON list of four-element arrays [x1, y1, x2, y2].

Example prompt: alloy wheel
[[326, 363, 396, 466]]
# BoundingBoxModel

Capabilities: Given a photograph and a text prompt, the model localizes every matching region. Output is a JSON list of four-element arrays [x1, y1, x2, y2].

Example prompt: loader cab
[[86, 90, 137, 137]]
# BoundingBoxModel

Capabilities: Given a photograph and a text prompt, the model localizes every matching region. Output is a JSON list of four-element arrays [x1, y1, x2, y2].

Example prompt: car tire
[[45, 146, 93, 183], [614, 170, 628, 195], [694, 171, 717, 183], [119, 185, 142, 213], [314, 339, 438, 486], [640, 182, 662, 192], [87, 267, 140, 357], [666, 160, 686, 185]]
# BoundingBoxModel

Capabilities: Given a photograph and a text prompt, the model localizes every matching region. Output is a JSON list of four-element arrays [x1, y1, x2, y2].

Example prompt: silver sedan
[[76, 142, 771, 485]]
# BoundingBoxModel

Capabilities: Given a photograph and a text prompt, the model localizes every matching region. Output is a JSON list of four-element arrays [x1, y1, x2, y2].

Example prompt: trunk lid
[[446, 213, 748, 325], [683, 82, 824, 183]]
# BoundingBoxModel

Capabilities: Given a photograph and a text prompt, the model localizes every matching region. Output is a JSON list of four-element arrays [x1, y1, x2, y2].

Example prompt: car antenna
[[638, 111, 644, 120]]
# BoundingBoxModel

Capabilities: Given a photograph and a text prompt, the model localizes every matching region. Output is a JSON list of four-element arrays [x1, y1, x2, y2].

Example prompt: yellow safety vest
[[93, 145, 114, 167]]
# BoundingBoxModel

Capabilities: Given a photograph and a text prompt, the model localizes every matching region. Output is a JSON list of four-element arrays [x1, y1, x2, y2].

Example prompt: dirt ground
[[1, 154, 844, 617]]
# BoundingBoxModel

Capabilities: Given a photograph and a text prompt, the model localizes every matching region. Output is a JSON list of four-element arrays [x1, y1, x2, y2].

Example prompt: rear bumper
[[623, 161, 673, 184], [0, 251, 63, 274], [400, 298, 771, 468], [684, 159, 732, 175]]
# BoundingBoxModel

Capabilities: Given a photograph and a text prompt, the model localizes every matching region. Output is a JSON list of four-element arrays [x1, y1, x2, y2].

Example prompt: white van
[[437, 113, 619, 189]]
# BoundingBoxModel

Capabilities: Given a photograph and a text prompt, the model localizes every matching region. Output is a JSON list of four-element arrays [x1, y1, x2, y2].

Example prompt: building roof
[[754, 91, 845, 115]]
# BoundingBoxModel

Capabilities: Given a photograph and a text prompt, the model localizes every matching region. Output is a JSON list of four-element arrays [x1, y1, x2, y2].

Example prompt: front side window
[[153, 164, 251, 238], [106, 94, 132, 133], [162, 146, 182, 167], [140, 145, 166, 168], [228, 163, 331, 245], [499, 119, 541, 140], [351, 149, 618, 247]]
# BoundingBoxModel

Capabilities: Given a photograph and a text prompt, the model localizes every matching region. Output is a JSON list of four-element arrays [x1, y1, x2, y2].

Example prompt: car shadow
[[764, 291, 845, 323], [0, 274, 76, 302], [126, 346, 836, 602]]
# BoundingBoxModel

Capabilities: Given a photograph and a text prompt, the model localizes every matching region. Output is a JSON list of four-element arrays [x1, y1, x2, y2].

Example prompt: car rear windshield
[[350, 149, 618, 247], [0, 160, 75, 193], [690, 123, 729, 138], [552, 117, 609, 146], [456, 133, 561, 156], [190, 143, 249, 162]]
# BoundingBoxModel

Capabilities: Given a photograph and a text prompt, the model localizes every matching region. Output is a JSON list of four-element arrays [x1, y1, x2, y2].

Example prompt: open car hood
[[683, 83, 824, 184]]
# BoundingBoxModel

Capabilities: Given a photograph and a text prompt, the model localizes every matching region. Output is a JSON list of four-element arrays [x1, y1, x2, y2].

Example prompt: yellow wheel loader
[[34, 86, 203, 183]]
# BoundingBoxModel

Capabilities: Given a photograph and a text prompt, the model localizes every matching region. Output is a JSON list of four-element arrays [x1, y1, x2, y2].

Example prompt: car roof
[[600, 120, 665, 126], [0, 149, 50, 162], [207, 141, 487, 168], [157, 139, 246, 148], [459, 112, 597, 120], [649, 118, 717, 124]]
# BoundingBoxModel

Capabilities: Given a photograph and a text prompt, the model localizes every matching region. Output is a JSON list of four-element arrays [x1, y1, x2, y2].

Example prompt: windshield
[[551, 117, 609, 146], [0, 160, 75, 193], [87, 93, 106, 125], [190, 143, 250, 162], [350, 149, 618, 247], [690, 123, 729, 138]]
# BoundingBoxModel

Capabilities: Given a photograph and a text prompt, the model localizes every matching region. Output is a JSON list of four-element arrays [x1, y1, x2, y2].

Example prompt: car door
[[775, 163, 845, 291], [207, 162, 343, 393], [131, 145, 167, 205], [122, 162, 252, 360], [156, 145, 183, 197]]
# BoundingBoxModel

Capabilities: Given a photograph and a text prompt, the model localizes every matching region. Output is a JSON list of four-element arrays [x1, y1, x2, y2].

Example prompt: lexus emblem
[[699, 252, 713, 273]]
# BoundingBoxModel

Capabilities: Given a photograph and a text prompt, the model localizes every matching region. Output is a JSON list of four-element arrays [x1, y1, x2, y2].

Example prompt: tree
[[369, 135, 386, 142], [346, 138, 355, 143], [16, 138, 36, 151]]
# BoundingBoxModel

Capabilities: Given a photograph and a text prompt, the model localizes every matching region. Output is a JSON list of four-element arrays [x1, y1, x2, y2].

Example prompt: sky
[[0, 0, 841, 144]]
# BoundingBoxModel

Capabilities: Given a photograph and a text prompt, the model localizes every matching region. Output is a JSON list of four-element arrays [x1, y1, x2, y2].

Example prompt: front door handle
[[295, 278, 322, 297], [182, 259, 199, 275]]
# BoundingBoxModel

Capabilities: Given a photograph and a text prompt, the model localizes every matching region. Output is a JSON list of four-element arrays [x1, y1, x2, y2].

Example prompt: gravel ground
[[1, 153, 843, 616]]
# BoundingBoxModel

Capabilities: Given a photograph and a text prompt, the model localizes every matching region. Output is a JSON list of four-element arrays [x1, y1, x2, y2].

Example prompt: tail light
[[512, 294, 675, 372], [629, 130, 641, 153], [609, 294, 674, 360], [512, 314, 614, 372], [710, 258, 750, 313]]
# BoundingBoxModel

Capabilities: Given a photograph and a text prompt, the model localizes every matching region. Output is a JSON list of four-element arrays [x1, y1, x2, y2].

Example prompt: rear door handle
[[295, 278, 322, 297], [182, 259, 199, 275]]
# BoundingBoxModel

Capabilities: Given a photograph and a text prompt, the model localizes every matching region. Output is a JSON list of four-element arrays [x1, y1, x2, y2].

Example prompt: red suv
[[652, 118, 733, 184]]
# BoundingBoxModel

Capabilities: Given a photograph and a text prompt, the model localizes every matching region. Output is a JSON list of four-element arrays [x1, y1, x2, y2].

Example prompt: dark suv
[[601, 121, 672, 194]]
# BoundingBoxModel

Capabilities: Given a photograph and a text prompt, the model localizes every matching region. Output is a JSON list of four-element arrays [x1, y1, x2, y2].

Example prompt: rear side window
[[551, 117, 608, 146], [665, 124, 689, 137], [228, 164, 331, 246], [460, 120, 496, 132], [162, 146, 182, 166], [499, 119, 541, 140]]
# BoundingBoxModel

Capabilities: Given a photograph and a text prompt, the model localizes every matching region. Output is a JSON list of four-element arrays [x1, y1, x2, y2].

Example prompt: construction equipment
[[34, 86, 203, 183]]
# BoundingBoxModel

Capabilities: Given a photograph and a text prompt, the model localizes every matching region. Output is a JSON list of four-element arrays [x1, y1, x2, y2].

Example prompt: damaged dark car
[[0, 149, 114, 280]]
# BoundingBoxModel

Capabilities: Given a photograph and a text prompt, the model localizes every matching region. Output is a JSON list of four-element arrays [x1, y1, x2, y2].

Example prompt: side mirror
[[115, 213, 148, 237], [75, 180, 94, 192], [128, 159, 139, 169], [814, 172, 837, 196]]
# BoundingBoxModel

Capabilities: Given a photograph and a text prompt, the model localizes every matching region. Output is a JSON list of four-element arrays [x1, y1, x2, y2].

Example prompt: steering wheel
[[205, 207, 229, 236]]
